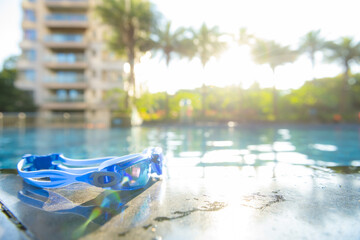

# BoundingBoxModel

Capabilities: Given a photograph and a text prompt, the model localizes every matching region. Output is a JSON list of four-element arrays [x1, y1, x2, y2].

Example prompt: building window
[[46, 34, 83, 43], [55, 71, 84, 83], [24, 29, 36, 41], [24, 10, 36, 22], [55, 90, 83, 102], [23, 49, 36, 61], [54, 53, 84, 63], [56, 90, 67, 101], [69, 90, 79, 100], [24, 70, 36, 81], [46, 14, 87, 21]]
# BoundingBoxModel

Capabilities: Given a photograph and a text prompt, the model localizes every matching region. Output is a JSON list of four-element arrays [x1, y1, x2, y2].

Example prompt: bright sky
[[1, 0, 360, 92], [0, 0, 22, 67], [139, 0, 360, 92]]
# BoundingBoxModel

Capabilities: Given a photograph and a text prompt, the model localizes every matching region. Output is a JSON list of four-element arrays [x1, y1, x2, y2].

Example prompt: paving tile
[[0, 164, 359, 240]]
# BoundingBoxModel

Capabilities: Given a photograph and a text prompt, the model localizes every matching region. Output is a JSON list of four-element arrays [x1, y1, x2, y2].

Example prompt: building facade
[[17, 0, 125, 127]]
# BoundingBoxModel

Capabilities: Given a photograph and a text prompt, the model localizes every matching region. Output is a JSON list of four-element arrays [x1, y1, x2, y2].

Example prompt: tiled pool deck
[[0, 162, 360, 240]]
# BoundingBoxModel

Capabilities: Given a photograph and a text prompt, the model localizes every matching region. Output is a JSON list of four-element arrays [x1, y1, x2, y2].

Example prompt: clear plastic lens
[[120, 161, 150, 189]]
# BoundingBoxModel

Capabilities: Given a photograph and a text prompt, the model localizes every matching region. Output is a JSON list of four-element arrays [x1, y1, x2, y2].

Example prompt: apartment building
[[16, 0, 125, 127]]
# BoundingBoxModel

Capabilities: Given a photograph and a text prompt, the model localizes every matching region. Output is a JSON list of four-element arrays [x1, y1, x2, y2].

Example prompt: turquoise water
[[0, 124, 359, 169]]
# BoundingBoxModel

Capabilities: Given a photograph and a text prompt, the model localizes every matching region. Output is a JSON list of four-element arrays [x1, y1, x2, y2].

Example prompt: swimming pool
[[0, 124, 359, 169]]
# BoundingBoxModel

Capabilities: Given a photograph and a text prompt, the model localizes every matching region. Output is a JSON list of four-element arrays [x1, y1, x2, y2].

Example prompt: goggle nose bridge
[[90, 171, 121, 188]]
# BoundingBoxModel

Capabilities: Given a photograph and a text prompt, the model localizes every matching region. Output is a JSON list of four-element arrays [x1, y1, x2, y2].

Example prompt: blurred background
[[1, 3, 360, 237], [1, 0, 360, 127], [0, 0, 360, 171]]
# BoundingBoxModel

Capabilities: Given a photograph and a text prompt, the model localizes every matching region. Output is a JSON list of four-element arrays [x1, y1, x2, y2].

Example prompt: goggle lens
[[113, 161, 151, 190]]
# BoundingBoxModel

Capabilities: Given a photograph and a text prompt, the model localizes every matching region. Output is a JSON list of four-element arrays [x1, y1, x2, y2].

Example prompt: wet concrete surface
[[0, 163, 360, 239], [0, 200, 29, 240]]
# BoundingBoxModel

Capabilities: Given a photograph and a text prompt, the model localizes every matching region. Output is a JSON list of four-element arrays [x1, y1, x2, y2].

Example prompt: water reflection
[[1, 124, 360, 169], [18, 178, 159, 226]]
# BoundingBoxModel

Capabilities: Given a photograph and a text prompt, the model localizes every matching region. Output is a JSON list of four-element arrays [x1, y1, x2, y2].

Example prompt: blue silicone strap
[[56, 153, 143, 174], [17, 159, 93, 188], [17, 147, 162, 189]]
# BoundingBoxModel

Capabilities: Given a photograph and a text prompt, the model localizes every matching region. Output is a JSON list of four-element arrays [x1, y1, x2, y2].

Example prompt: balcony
[[15, 79, 36, 90], [45, 14, 88, 29], [22, 20, 36, 29], [42, 96, 86, 110], [44, 54, 87, 69], [45, 0, 89, 9], [17, 58, 36, 70], [44, 34, 87, 49], [22, 0, 36, 9], [20, 40, 36, 49], [43, 75, 87, 89]]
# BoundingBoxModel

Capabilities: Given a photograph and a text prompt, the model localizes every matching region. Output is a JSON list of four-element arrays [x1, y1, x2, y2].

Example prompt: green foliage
[[96, 0, 157, 57], [0, 57, 36, 112], [104, 88, 130, 114], [135, 92, 166, 120], [350, 75, 360, 109], [324, 37, 360, 113], [279, 77, 341, 121], [324, 37, 360, 66], [169, 91, 201, 119], [132, 74, 360, 123]]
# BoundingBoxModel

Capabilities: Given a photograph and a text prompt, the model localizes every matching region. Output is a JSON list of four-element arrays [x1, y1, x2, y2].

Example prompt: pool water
[[0, 124, 359, 169]]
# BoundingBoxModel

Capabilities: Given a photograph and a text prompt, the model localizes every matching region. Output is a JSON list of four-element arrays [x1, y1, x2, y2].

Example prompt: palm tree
[[238, 27, 254, 46], [191, 23, 227, 117], [96, 0, 157, 107], [299, 30, 324, 80], [191, 23, 227, 68], [325, 37, 360, 114], [154, 21, 195, 119], [237, 28, 254, 116], [251, 39, 298, 119], [155, 21, 194, 66]]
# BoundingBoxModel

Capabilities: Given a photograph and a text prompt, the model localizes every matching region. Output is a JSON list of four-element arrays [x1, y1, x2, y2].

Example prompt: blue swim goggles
[[17, 147, 164, 190]]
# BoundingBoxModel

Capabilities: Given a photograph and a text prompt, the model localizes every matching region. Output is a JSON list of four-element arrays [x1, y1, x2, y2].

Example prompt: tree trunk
[[310, 53, 316, 80], [339, 62, 350, 115], [127, 43, 135, 108], [124, 91, 129, 109], [165, 92, 169, 120], [165, 53, 171, 67], [129, 58, 135, 96], [164, 57, 171, 119], [273, 85, 278, 121], [201, 84, 206, 119], [272, 68, 278, 121], [238, 86, 243, 121]]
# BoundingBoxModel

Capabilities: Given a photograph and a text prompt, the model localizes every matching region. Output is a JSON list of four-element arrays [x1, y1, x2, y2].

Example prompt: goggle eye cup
[[108, 161, 152, 190]]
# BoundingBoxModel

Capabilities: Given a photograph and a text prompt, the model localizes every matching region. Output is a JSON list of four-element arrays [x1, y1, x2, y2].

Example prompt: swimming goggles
[[17, 147, 164, 190]]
